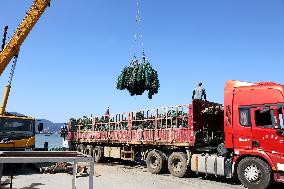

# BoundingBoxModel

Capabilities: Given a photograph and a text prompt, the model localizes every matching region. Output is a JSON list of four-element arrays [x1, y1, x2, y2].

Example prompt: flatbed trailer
[[68, 100, 223, 147]]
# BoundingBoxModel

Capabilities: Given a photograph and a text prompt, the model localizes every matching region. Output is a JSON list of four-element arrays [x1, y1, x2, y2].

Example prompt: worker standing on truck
[[192, 81, 206, 101]]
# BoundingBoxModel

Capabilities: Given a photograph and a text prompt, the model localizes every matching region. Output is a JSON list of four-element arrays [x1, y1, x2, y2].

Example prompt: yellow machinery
[[0, 0, 50, 75], [0, 0, 50, 150]]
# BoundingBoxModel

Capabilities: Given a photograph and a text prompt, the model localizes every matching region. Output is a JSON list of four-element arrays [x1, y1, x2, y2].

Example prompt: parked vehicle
[[67, 80, 284, 189]]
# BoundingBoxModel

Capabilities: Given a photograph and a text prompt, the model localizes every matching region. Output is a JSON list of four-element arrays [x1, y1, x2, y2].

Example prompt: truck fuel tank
[[191, 154, 232, 178]]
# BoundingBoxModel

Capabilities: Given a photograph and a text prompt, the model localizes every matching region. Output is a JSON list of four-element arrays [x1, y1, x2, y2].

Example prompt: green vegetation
[[116, 57, 160, 99]]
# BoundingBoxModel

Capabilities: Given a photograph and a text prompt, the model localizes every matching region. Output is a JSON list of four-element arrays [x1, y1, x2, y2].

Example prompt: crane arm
[[0, 0, 50, 76]]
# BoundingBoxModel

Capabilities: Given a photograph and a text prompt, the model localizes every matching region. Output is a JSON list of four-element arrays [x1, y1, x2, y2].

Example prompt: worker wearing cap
[[192, 81, 207, 101]]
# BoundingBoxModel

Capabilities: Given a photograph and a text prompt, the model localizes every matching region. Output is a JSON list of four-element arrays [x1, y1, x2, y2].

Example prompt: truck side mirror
[[38, 123, 43, 132]]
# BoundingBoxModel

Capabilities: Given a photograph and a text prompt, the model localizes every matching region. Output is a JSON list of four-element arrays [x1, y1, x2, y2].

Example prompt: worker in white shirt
[[192, 81, 206, 101]]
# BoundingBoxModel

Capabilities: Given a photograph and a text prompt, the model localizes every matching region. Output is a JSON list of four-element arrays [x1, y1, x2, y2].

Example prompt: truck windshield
[[0, 118, 34, 132]]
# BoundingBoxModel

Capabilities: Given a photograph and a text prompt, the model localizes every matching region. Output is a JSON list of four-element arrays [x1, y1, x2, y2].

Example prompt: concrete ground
[[1, 161, 283, 189]]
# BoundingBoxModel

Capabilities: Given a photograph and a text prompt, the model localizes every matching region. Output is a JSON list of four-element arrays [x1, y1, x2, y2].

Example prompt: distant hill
[[9, 112, 26, 116], [36, 119, 64, 133]]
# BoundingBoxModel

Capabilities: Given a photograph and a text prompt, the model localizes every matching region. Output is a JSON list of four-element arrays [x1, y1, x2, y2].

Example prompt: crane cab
[[0, 114, 36, 150]]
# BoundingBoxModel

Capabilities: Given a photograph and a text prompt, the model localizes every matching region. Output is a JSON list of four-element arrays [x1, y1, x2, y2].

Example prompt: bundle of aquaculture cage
[[116, 58, 160, 99]]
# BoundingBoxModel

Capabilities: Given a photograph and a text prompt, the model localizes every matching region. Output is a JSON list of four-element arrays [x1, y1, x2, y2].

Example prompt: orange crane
[[0, 0, 50, 150]]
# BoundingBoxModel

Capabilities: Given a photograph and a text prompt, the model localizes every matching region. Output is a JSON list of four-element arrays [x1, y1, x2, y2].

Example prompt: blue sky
[[0, 0, 284, 122]]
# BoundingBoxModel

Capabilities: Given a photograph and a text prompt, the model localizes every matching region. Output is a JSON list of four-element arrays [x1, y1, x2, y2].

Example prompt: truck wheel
[[77, 144, 85, 154], [146, 150, 167, 174], [85, 145, 93, 156], [168, 152, 189, 178], [237, 157, 273, 189], [93, 146, 104, 163]]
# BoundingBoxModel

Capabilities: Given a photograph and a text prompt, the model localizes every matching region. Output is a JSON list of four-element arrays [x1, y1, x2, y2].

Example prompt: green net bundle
[[117, 56, 160, 99]]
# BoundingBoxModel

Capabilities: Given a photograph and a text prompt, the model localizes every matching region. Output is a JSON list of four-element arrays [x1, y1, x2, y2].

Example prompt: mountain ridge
[[36, 119, 64, 133]]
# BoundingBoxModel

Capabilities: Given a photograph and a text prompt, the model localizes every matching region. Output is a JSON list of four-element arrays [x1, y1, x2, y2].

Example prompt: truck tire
[[85, 145, 94, 156], [168, 152, 189, 178], [93, 146, 104, 163], [146, 150, 167, 174], [77, 144, 85, 154], [237, 157, 273, 189]]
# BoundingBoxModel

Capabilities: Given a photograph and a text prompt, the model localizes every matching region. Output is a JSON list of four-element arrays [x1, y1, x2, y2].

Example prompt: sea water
[[35, 134, 63, 149]]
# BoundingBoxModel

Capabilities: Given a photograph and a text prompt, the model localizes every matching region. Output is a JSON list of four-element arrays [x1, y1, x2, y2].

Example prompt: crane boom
[[0, 0, 50, 76]]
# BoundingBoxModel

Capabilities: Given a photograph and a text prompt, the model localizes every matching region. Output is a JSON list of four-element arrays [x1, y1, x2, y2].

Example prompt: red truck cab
[[224, 80, 284, 185]]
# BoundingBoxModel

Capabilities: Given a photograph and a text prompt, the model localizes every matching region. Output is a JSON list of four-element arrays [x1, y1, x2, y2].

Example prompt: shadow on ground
[[3, 164, 43, 177], [18, 183, 45, 189], [270, 182, 284, 189], [1, 182, 44, 189], [100, 157, 145, 167], [199, 175, 241, 186], [99, 158, 245, 187]]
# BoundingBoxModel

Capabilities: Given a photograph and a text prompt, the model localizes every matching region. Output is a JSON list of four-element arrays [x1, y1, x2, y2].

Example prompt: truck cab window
[[255, 109, 273, 128], [239, 108, 251, 127], [0, 118, 33, 132], [279, 111, 284, 129], [275, 108, 284, 129]]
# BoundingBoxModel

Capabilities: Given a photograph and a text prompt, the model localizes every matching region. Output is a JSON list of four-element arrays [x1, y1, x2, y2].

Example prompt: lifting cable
[[8, 55, 18, 86], [134, 0, 144, 57]]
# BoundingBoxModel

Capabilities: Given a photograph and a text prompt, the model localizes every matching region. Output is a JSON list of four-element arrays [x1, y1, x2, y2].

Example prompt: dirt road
[[3, 161, 283, 189]]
